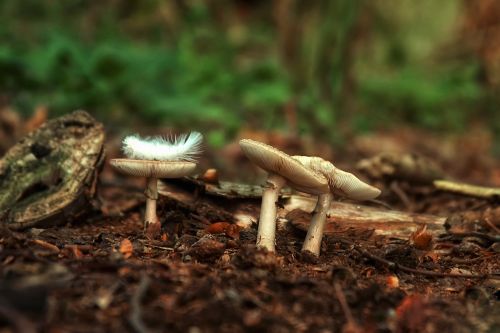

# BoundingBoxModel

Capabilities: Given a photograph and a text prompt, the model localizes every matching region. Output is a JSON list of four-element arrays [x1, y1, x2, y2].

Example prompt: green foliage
[[359, 64, 482, 131], [0, 0, 496, 147]]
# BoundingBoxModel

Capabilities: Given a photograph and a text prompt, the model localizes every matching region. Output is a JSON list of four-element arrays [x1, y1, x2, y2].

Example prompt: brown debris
[[187, 235, 226, 263]]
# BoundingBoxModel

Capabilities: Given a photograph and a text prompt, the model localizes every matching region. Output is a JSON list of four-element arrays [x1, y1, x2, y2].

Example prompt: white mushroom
[[110, 133, 202, 237], [292, 156, 381, 255], [239, 139, 329, 252], [239, 139, 381, 256], [110, 159, 197, 226]]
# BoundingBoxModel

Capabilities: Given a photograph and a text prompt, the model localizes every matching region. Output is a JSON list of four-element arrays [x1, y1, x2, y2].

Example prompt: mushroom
[[239, 139, 329, 252], [239, 139, 381, 256], [292, 156, 380, 255], [110, 132, 202, 235]]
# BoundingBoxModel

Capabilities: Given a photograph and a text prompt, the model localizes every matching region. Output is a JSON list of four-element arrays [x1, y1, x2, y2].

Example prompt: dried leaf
[[32, 239, 60, 253], [205, 222, 241, 240], [120, 239, 133, 259], [410, 225, 433, 250]]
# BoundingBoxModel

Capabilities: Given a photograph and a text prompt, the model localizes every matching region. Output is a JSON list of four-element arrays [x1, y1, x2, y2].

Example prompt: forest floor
[[0, 120, 499, 333]]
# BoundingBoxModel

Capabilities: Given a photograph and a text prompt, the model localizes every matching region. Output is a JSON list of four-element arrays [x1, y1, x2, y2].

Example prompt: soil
[[0, 129, 499, 333]]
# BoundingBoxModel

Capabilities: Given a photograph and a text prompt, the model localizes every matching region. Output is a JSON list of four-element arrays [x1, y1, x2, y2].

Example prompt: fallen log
[[158, 178, 447, 239], [284, 195, 447, 239]]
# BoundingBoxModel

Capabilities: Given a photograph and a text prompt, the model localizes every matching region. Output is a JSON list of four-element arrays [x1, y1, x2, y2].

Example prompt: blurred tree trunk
[[461, 0, 500, 87], [273, 0, 368, 141]]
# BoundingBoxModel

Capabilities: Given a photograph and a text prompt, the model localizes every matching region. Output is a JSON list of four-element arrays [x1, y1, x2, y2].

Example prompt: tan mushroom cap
[[292, 155, 381, 201], [329, 168, 381, 200], [110, 159, 197, 178], [239, 139, 329, 195]]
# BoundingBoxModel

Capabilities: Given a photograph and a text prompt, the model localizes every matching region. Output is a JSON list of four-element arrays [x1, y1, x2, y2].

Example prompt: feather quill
[[122, 132, 203, 161]]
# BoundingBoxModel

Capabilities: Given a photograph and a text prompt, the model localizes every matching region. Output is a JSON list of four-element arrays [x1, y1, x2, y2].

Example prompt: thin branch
[[484, 218, 500, 234], [129, 275, 152, 333], [446, 232, 500, 243], [334, 282, 355, 324]]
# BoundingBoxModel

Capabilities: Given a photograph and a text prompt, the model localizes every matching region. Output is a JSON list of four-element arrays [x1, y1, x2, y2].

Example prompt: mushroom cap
[[330, 168, 381, 200], [239, 139, 329, 195], [292, 155, 381, 201], [110, 159, 197, 178]]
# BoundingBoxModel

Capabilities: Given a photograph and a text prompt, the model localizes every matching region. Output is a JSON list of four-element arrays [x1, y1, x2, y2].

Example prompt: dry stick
[[336, 238, 500, 280], [484, 218, 500, 234], [334, 282, 356, 326], [445, 231, 500, 243], [434, 179, 500, 199], [129, 275, 152, 333], [444, 254, 499, 264], [389, 181, 413, 211]]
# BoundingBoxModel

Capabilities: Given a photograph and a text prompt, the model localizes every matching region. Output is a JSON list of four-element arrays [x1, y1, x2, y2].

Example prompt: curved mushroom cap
[[330, 169, 381, 200], [293, 155, 381, 201], [239, 139, 329, 195], [110, 159, 197, 178]]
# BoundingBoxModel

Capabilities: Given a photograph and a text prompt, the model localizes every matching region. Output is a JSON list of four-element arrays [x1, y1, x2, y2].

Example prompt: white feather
[[122, 132, 203, 161]]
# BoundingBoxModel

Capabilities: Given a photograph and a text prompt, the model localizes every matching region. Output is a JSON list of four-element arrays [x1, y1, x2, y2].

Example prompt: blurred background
[[0, 0, 499, 160]]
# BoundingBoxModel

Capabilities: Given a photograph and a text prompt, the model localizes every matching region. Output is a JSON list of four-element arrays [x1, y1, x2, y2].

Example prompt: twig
[[334, 282, 355, 324], [446, 232, 500, 243], [129, 275, 152, 333], [443, 254, 499, 264], [138, 239, 174, 251], [434, 180, 500, 199], [390, 181, 413, 211], [336, 238, 500, 280], [484, 217, 500, 234], [334, 283, 363, 333], [366, 199, 392, 210]]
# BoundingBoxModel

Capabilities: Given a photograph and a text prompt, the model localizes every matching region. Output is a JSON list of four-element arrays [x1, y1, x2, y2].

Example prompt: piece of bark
[[0, 110, 105, 229], [285, 195, 446, 238], [159, 179, 446, 239], [161, 177, 292, 199], [357, 152, 444, 184], [434, 179, 500, 199]]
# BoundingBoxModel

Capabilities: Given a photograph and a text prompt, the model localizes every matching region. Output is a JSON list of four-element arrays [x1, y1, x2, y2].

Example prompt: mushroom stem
[[144, 177, 159, 227], [257, 173, 287, 252], [301, 193, 333, 255]]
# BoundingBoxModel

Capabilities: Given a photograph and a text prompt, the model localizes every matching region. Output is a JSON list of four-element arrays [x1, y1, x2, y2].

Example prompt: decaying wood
[[162, 176, 291, 199], [357, 152, 444, 184], [434, 179, 500, 199], [0, 110, 105, 229], [285, 195, 446, 239], [159, 178, 447, 239]]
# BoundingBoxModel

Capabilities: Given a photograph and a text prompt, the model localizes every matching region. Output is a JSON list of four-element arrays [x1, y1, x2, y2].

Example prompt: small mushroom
[[239, 139, 329, 252], [240, 139, 381, 256], [110, 133, 202, 235], [292, 156, 380, 255]]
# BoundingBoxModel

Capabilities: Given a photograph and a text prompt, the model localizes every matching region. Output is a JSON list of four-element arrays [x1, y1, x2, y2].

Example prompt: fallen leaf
[[205, 222, 241, 239], [120, 239, 133, 259], [410, 225, 433, 250], [32, 239, 60, 253]]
